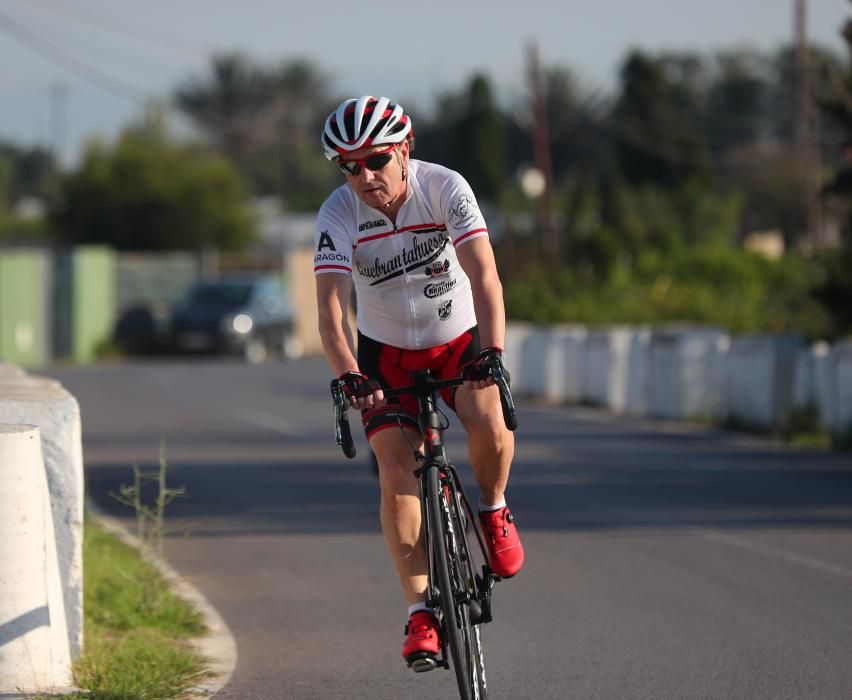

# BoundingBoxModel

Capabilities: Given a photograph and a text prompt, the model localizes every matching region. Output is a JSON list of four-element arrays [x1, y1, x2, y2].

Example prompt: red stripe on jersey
[[397, 222, 447, 234], [357, 229, 395, 245], [357, 222, 447, 245], [454, 228, 488, 246], [314, 264, 352, 273]]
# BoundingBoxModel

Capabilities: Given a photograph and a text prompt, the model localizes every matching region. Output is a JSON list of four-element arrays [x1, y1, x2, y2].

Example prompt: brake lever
[[487, 355, 518, 431], [330, 379, 357, 457]]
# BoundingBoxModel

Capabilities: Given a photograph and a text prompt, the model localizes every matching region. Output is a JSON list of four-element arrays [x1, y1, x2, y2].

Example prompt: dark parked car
[[169, 275, 298, 362]]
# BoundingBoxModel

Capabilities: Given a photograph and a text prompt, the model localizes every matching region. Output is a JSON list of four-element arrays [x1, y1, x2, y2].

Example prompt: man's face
[[340, 141, 408, 210]]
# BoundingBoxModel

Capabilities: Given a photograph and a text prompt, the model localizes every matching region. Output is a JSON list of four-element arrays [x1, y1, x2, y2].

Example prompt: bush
[[503, 245, 831, 337]]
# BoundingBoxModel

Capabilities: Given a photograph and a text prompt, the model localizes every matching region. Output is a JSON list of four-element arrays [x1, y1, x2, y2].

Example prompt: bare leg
[[370, 427, 428, 605], [455, 384, 514, 506]]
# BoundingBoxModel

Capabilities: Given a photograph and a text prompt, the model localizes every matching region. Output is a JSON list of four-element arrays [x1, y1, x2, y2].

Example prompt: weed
[[110, 440, 185, 555]]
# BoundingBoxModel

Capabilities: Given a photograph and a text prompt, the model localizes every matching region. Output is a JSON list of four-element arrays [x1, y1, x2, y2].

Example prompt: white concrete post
[[503, 323, 533, 394], [0, 370, 84, 661], [650, 327, 729, 421], [518, 327, 554, 398], [792, 342, 833, 430], [584, 327, 633, 413], [624, 328, 652, 415], [832, 341, 852, 438], [0, 425, 74, 694], [543, 326, 588, 404], [724, 335, 806, 430]]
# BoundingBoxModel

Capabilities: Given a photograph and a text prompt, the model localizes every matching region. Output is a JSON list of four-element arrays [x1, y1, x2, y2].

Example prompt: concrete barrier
[[723, 335, 806, 430], [624, 329, 652, 415], [650, 328, 729, 420], [517, 327, 553, 397], [542, 326, 588, 403], [792, 342, 834, 430], [0, 425, 74, 694], [833, 341, 852, 438], [514, 325, 588, 402], [0, 370, 84, 661], [584, 327, 633, 413], [503, 322, 852, 445], [503, 323, 533, 395]]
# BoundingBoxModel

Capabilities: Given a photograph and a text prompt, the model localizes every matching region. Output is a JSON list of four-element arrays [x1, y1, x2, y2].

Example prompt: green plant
[[58, 517, 209, 699], [784, 403, 831, 449], [110, 440, 186, 555]]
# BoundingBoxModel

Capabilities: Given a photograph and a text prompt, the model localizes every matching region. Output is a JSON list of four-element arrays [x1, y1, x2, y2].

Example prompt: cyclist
[[314, 96, 524, 670]]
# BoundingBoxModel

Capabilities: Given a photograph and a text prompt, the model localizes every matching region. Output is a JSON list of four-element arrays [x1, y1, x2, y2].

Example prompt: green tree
[[0, 142, 56, 202], [52, 111, 256, 251], [544, 66, 602, 183], [817, 13, 852, 336], [0, 142, 56, 243], [456, 75, 505, 202], [612, 51, 710, 188], [705, 50, 772, 154], [175, 54, 337, 207]]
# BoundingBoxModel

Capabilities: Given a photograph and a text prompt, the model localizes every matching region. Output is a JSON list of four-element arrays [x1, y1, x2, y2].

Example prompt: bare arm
[[316, 273, 358, 376], [316, 273, 384, 408], [456, 237, 506, 350]]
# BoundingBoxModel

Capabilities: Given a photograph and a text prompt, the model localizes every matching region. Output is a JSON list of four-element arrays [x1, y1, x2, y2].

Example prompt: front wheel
[[447, 474, 488, 699], [426, 467, 487, 699]]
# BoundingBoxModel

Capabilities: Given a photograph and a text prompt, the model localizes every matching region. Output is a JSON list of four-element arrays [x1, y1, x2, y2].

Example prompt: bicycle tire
[[447, 474, 488, 699], [426, 465, 472, 699]]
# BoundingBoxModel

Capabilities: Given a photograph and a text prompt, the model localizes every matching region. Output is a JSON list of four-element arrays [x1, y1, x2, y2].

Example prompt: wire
[[22, 0, 212, 56], [0, 8, 148, 104], [0, 7, 307, 145]]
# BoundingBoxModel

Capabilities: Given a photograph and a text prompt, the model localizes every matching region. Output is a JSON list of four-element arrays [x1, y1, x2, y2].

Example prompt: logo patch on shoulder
[[447, 194, 478, 230], [317, 231, 336, 251], [438, 300, 453, 321]]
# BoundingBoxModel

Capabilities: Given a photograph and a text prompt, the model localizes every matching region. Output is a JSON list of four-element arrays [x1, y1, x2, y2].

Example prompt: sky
[[0, 0, 848, 166]]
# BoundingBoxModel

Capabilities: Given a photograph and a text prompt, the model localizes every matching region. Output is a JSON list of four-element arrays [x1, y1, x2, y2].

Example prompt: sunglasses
[[336, 144, 400, 176]]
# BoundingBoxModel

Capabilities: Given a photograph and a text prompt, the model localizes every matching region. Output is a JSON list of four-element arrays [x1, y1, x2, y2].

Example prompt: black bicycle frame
[[329, 361, 516, 697]]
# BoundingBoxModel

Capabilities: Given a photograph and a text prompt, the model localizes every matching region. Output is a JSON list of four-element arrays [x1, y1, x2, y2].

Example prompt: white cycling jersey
[[314, 159, 489, 350]]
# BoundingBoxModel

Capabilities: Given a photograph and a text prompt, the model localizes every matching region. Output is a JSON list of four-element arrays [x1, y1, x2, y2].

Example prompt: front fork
[[419, 461, 498, 629]]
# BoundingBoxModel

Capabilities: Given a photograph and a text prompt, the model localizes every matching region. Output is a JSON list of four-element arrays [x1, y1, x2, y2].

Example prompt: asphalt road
[[44, 358, 852, 700]]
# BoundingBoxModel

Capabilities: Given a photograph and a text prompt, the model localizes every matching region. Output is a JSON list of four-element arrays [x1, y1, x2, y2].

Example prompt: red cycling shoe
[[479, 506, 525, 578], [402, 610, 441, 672]]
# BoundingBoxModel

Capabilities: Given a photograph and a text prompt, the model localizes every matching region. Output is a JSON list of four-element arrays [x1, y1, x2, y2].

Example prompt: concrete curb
[[85, 501, 237, 699]]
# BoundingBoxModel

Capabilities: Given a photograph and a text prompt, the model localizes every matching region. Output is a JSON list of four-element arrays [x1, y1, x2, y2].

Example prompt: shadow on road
[[85, 422, 852, 538]]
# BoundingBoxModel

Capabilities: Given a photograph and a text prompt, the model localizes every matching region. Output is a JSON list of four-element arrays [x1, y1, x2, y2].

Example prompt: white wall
[[505, 323, 850, 437]]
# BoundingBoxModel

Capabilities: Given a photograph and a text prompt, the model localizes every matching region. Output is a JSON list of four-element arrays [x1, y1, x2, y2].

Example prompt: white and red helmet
[[322, 96, 413, 161]]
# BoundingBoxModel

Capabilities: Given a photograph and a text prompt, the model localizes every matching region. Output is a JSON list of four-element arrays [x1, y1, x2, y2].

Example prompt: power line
[[21, 0, 212, 57], [0, 7, 293, 145], [0, 8, 148, 104]]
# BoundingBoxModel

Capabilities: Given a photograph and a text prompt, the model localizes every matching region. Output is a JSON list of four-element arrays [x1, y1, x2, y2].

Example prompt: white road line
[[146, 370, 299, 436], [701, 530, 852, 580], [233, 407, 299, 435]]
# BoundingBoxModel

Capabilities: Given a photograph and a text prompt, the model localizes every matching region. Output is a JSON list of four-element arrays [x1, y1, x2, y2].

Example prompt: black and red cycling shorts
[[357, 326, 481, 439]]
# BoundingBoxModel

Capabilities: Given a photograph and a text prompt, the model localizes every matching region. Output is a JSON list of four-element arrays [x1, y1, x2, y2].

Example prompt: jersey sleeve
[[313, 197, 354, 276], [438, 170, 489, 248]]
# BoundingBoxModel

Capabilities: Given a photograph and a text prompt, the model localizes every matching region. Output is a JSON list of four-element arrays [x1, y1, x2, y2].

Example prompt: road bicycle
[[330, 355, 517, 700]]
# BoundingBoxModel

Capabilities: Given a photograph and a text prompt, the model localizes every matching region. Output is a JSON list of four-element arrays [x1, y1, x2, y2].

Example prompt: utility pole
[[527, 42, 557, 257], [795, 0, 822, 247], [49, 81, 67, 169]]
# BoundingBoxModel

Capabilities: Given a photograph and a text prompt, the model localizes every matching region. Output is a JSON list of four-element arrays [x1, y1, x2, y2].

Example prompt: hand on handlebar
[[339, 370, 385, 410], [462, 346, 504, 391]]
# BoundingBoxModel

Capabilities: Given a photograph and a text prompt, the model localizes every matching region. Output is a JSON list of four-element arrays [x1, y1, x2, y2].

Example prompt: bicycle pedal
[[409, 656, 439, 673]]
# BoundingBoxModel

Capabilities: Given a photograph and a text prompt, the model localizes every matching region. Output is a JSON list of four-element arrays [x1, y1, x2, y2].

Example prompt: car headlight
[[221, 313, 253, 335]]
